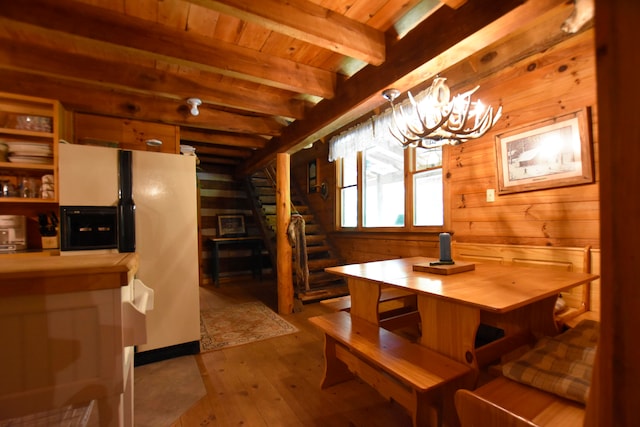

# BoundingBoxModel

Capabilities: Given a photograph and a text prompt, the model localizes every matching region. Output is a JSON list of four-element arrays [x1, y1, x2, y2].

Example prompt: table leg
[[347, 277, 381, 324], [253, 241, 263, 281], [211, 242, 220, 287], [418, 295, 481, 370], [481, 295, 559, 340]]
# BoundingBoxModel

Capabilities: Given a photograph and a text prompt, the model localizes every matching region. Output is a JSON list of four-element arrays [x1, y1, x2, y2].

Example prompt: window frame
[[335, 145, 450, 232]]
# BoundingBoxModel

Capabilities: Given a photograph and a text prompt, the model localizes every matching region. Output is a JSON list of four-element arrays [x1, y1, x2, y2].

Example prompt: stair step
[[304, 224, 321, 234], [259, 196, 276, 204], [262, 205, 276, 214], [292, 205, 309, 214], [308, 270, 344, 283], [297, 284, 349, 303], [251, 178, 271, 187], [299, 214, 315, 223], [307, 245, 331, 254], [307, 258, 341, 271], [306, 234, 326, 244], [255, 187, 275, 196]]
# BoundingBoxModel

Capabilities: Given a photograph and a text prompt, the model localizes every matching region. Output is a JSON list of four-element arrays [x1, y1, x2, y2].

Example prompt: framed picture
[[495, 108, 593, 194], [218, 215, 246, 237], [308, 159, 319, 193]]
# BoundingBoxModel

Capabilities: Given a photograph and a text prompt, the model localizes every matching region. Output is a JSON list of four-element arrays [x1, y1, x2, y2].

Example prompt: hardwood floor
[[153, 277, 413, 426]]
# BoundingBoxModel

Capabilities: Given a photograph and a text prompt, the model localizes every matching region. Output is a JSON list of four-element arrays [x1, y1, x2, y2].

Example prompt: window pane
[[342, 151, 357, 187], [414, 169, 443, 226], [415, 147, 442, 171], [364, 144, 405, 227], [341, 187, 357, 227]]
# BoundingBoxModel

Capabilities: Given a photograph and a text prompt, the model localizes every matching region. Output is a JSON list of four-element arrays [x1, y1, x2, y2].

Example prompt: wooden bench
[[309, 311, 473, 427], [455, 376, 585, 427], [455, 308, 597, 427], [452, 243, 601, 328]]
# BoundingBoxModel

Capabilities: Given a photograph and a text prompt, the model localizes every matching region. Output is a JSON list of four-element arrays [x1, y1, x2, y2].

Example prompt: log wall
[[291, 29, 599, 263], [197, 165, 263, 285]]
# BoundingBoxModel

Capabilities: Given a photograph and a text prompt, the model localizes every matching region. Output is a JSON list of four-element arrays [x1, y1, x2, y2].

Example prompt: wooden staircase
[[247, 166, 348, 303]]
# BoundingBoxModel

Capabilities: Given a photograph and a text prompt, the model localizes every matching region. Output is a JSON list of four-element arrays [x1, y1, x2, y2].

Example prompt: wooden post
[[276, 153, 294, 314], [589, 1, 640, 425]]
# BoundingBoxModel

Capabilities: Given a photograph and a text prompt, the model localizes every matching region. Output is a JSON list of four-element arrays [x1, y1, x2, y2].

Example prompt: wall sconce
[[187, 98, 202, 116], [382, 77, 502, 149]]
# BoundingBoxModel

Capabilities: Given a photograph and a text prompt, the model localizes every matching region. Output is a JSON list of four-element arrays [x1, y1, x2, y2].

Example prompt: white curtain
[[328, 107, 402, 162]]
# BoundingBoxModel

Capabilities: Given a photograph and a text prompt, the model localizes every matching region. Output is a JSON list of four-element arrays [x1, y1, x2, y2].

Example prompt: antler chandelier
[[381, 77, 502, 149]]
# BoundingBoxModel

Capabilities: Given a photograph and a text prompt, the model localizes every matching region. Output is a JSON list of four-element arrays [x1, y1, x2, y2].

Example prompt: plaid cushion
[[502, 319, 599, 404]]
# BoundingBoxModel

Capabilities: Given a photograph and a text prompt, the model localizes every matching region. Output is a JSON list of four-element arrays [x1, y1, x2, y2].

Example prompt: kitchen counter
[[0, 251, 145, 425], [0, 252, 138, 297]]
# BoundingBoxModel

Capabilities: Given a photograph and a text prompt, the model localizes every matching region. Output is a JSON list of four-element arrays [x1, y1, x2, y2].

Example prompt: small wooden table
[[326, 257, 599, 371], [208, 237, 263, 286]]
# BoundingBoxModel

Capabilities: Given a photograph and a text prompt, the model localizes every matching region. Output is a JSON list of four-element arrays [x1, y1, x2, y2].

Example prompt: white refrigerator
[[59, 143, 201, 354]]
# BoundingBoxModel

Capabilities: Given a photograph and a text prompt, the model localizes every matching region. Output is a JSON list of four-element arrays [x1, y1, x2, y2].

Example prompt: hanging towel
[[287, 214, 309, 291]]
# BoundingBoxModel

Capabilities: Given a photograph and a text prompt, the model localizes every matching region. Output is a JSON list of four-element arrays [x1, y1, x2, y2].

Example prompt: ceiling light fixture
[[186, 98, 202, 116], [145, 138, 163, 147], [382, 77, 502, 149]]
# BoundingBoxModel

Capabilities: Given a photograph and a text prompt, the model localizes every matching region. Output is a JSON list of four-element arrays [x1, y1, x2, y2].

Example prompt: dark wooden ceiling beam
[[0, 0, 336, 98], [186, 0, 385, 65], [238, 0, 569, 175], [0, 32, 306, 121], [0, 69, 283, 136], [181, 128, 268, 149], [196, 154, 242, 166], [186, 143, 254, 159]]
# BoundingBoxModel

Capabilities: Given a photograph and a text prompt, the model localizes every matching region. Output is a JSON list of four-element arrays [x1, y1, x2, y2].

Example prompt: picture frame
[[495, 108, 593, 194], [217, 215, 246, 237], [308, 158, 319, 193]]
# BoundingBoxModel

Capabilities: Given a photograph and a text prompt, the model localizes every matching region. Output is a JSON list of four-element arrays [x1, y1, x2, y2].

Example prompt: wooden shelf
[[0, 91, 60, 208], [0, 196, 57, 204], [0, 161, 54, 171], [0, 128, 55, 139]]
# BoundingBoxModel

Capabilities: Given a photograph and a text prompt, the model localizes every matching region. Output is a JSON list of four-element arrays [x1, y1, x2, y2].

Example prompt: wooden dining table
[[325, 256, 599, 371]]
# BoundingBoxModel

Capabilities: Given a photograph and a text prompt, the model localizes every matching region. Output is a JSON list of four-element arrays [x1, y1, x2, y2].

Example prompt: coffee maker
[[0, 215, 27, 252]]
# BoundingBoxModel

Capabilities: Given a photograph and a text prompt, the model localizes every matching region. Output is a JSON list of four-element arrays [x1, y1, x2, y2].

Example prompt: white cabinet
[[0, 253, 152, 426]]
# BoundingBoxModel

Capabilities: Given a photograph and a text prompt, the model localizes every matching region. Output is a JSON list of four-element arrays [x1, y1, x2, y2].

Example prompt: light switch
[[486, 189, 495, 202]]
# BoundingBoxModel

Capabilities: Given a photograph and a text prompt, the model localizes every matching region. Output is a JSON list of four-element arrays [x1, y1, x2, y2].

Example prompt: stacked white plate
[[5, 142, 53, 164]]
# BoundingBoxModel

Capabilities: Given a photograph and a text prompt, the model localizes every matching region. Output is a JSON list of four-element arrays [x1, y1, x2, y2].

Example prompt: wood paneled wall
[[197, 165, 262, 285], [291, 29, 599, 263]]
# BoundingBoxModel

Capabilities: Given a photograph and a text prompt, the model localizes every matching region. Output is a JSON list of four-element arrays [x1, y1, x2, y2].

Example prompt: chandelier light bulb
[[187, 98, 202, 116]]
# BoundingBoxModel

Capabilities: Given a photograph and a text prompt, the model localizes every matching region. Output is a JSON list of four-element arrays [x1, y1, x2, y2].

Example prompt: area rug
[[200, 301, 298, 351]]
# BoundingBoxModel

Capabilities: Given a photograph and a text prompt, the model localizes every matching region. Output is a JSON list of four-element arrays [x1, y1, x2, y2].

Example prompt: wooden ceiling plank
[[0, 33, 305, 120], [0, 69, 283, 136], [181, 128, 268, 149], [0, 0, 336, 98], [187, 0, 386, 65], [363, 0, 429, 32], [239, 0, 568, 174]]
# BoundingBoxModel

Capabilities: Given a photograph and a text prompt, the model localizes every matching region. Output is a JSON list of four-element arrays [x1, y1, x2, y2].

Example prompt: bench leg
[[320, 335, 354, 388], [414, 393, 441, 427]]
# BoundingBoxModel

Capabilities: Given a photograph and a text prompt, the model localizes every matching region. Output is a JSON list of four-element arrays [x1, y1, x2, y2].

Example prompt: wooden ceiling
[[0, 0, 573, 174]]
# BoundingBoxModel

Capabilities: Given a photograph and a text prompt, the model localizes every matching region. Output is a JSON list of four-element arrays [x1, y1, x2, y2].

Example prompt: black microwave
[[60, 206, 118, 251]]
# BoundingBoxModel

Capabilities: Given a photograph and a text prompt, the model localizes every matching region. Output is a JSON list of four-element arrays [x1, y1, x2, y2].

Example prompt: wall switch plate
[[486, 189, 495, 202]]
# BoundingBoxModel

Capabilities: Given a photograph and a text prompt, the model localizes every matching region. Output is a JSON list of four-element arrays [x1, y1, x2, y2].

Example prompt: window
[[363, 143, 405, 227], [339, 149, 358, 228], [330, 111, 446, 231], [336, 143, 444, 230], [413, 147, 443, 226]]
